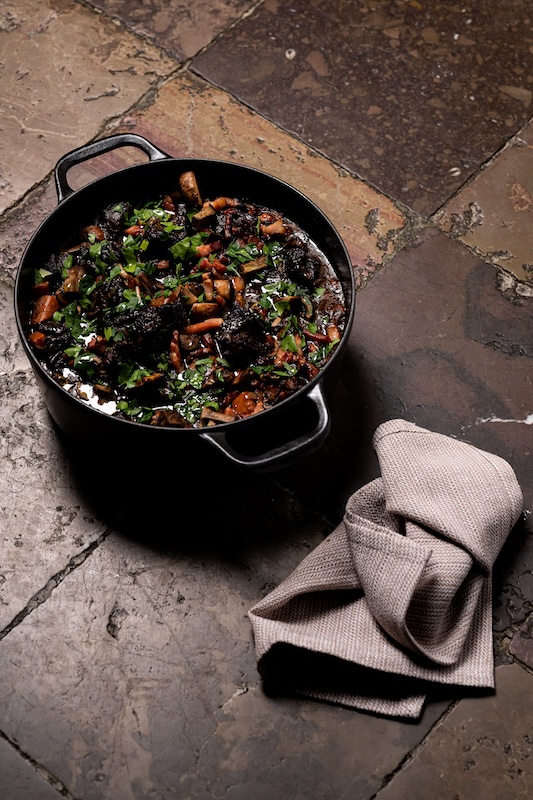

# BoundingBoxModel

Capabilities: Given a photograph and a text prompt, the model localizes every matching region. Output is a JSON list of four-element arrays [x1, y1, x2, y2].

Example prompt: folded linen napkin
[[248, 420, 523, 719]]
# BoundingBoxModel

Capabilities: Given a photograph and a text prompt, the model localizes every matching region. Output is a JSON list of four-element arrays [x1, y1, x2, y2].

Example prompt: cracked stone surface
[[509, 613, 533, 668], [191, 0, 533, 216], [0, 0, 175, 214], [0, 532, 449, 799], [275, 228, 533, 519], [85, 0, 258, 61], [0, 179, 59, 282], [2, 0, 533, 798], [437, 118, 533, 284], [0, 735, 62, 800], [1, 72, 412, 288], [113, 72, 413, 285], [493, 513, 533, 643], [376, 665, 533, 800], [0, 281, 106, 630]]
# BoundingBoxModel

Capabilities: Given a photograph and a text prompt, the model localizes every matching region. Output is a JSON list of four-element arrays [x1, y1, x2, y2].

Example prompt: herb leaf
[[169, 232, 210, 262]]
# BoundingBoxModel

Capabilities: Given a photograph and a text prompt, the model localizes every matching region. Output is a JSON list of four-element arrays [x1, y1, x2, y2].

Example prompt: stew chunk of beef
[[216, 305, 266, 366], [109, 303, 186, 345], [283, 245, 320, 286]]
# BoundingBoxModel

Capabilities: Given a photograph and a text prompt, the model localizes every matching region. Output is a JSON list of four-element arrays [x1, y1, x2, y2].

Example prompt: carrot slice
[[183, 318, 224, 334], [32, 295, 60, 324]]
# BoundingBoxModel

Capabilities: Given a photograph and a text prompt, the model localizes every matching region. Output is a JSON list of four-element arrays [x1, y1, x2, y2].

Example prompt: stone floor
[[1, 1, 533, 797]]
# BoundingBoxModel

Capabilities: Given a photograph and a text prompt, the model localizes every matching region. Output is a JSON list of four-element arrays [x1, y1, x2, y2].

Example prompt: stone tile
[[437, 119, 533, 284], [0, 735, 63, 800], [0, 532, 449, 800], [509, 613, 533, 669], [85, 0, 257, 60], [0, 0, 176, 215], [0, 282, 106, 631], [191, 0, 533, 216], [376, 664, 533, 800], [0, 279, 29, 375]]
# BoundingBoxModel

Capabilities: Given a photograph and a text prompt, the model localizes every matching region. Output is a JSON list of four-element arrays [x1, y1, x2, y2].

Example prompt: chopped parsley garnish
[[308, 339, 340, 365], [226, 241, 261, 263], [117, 363, 153, 389], [169, 232, 210, 262]]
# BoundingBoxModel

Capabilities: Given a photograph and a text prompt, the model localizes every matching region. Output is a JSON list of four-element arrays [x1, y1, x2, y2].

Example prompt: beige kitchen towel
[[248, 420, 523, 719]]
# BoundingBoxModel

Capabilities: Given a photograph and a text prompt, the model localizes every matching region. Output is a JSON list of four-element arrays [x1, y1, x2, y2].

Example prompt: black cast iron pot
[[15, 134, 355, 471]]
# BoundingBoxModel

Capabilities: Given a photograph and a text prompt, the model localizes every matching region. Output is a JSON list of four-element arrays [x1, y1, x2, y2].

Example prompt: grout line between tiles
[[0, 531, 110, 642], [75, 0, 266, 66], [177, 0, 267, 67], [0, 728, 79, 799], [368, 700, 461, 800], [74, 0, 183, 65], [429, 119, 533, 226]]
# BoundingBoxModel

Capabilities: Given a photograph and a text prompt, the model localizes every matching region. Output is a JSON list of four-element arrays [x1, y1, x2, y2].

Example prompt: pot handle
[[54, 133, 169, 202], [199, 383, 330, 471]]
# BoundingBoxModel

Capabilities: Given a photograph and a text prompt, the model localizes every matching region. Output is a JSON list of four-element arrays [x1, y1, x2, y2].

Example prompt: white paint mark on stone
[[475, 414, 533, 425]]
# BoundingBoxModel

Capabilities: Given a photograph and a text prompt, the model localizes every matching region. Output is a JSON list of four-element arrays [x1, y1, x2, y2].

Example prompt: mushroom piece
[[200, 407, 236, 425], [129, 372, 164, 391], [81, 225, 105, 241], [192, 204, 216, 226], [242, 254, 269, 274], [214, 279, 233, 302], [191, 302, 221, 319], [62, 265, 86, 294], [179, 171, 202, 207], [260, 219, 286, 236], [181, 285, 199, 306], [209, 197, 238, 211], [150, 408, 190, 428], [179, 333, 200, 351]]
